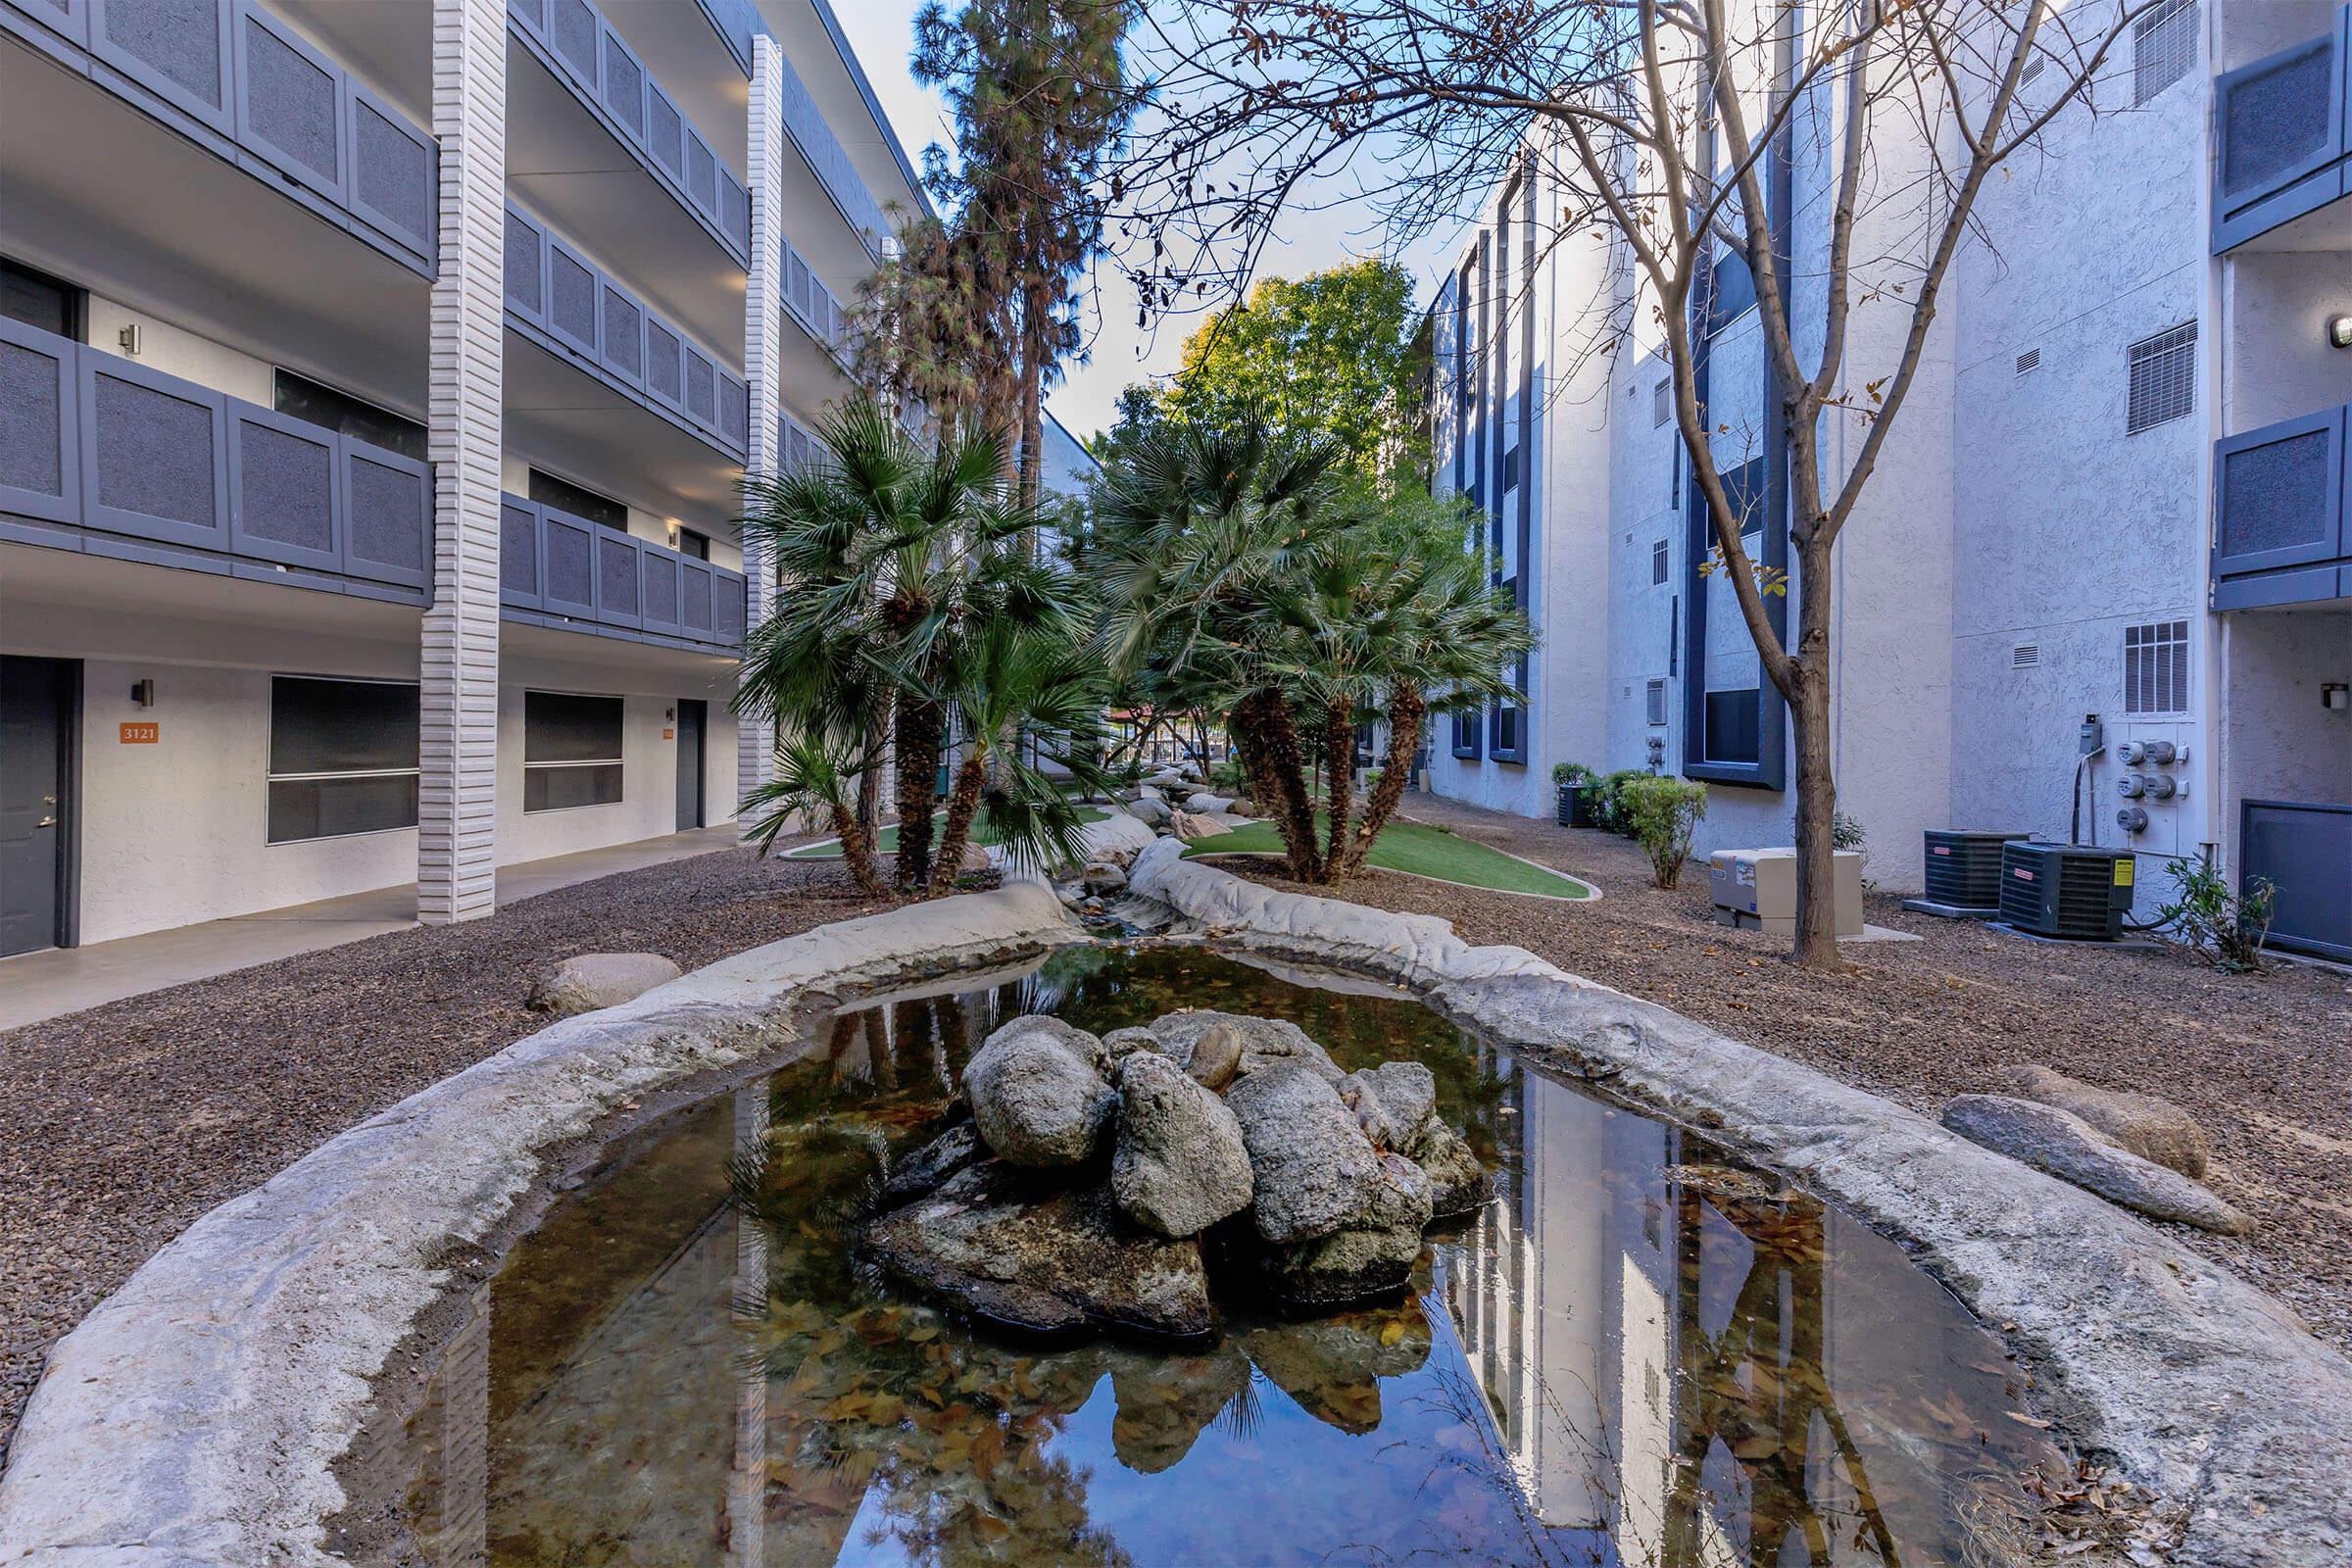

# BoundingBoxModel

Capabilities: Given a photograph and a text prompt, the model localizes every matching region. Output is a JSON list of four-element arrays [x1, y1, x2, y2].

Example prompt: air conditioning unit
[[1998, 842, 2136, 941], [1921, 830, 2033, 916]]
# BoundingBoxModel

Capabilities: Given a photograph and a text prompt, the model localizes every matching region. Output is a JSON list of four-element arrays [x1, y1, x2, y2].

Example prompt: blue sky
[[829, 0, 1455, 442]]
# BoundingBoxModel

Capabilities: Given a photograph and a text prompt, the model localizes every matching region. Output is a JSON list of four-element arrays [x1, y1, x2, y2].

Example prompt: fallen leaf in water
[[2006, 1411, 2054, 1429]]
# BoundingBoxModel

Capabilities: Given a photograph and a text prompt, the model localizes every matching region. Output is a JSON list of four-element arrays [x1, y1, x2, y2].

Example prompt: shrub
[[1596, 769, 1647, 834], [2157, 856, 2274, 974], [1620, 776, 1708, 888], [1210, 758, 1247, 793], [1551, 760, 1596, 788]]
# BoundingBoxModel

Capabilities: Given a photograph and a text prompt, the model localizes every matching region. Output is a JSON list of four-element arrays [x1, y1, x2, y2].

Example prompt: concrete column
[[737, 36, 787, 831], [419, 0, 506, 923]]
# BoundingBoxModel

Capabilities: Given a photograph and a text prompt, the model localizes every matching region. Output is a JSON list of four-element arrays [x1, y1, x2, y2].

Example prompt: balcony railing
[[0, 317, 432, 598], [504, 201, 751, 462], [499, 493, 746, 653], [1, 0, 436, 274], [2214, 6, 2350, 252], [783, 237, 850, 354], [2212, 404, 2352, 609], [506, 0, 752, 269]]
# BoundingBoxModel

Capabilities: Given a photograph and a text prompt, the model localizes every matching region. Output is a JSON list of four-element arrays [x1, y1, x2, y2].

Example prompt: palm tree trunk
[[1339, 686, 1424, 876], [894, 697, 943, 888], [928, 754, 989, 897], [857, 701, 889, 847], [1316, 699, 1354, 883], [1235, 689, 1315, 881], [831, 804, 886, 897]]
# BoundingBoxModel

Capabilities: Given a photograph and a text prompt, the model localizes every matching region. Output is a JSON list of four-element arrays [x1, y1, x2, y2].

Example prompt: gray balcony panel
[[507, 0, 542, 30], [501, 498, 542, 608], [93, 0, 231, 132], [717, 370, 747, 448], [645, 316, 682, 408], [495, 493, 741, 651], [0, 322, 78, 524], [505, 207, 546, 322], [597, 530, 640, 626], [2216, 407, 2345, 580], [680, 558, 712, 632], [543, 509, 596, 614], [548, 0, 595, 86], [720, 167, 749, 255], [227, 402, 337, 568], [84, 355, 227, 549], [237, 5, 340, 198], [2214, 9, 2351, 250], [600, 24, 643, 142], [685, 129, 716, 218], [683, 346, 715, 427], [548, 239, 599, 357], [343, 445, 427, 587], [647, 84, 682, 179], [2242, 800, 2352, 961], [600, 283, 642, 385], [641, 548, 678, 629], [714, 571, 744, 644], [348, 84, 433, 263], [16, 0, 88, 47], [774, 43, 884, 246]]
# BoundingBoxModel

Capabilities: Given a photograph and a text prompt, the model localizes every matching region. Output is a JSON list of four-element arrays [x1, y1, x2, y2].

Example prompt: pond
[[368, 945, 2050, 1566]]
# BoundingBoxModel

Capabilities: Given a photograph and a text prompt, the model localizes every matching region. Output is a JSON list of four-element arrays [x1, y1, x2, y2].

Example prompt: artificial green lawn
[[787, 806, 1109, 858], [1183, 815, 1593, 900]]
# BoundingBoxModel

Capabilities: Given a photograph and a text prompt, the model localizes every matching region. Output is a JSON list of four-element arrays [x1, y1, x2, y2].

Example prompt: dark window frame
[[265, 674, 421, 845], [272, 368, 426, 462], [523, 688, 625, 812], [527, 467, 630, 532], [1, 256, 86, 339]]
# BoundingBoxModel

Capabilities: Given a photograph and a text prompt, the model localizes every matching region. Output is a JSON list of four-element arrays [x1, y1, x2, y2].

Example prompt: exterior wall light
[[2329, 315, 2352, 349]]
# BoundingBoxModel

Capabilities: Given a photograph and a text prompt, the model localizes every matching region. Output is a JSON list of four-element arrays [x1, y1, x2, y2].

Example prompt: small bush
[[1210, 758, 1247, 793], [1596, 769, 1647, 834], [1621, 776, 1708, 888], [2158, 856, 2274, 974], [1552, 760, 1596, 787]]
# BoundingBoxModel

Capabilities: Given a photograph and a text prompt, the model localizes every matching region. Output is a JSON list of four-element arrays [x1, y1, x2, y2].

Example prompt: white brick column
[[419, 0, 506, 923], [737, 35, 786, 831]]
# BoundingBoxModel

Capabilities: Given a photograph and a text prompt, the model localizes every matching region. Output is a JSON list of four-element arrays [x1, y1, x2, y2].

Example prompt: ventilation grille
[[2133, 0, 2197, 107], [1651, 538, 1669, 585], [1651, 377, 1671, 427], [1645, 679, 1667, 726], [2012, 644, 2039, 669], [2126, 321, 2195, 434], [1925, 832, 2025, 909], [2124, 619, 2189, 714], [2014, 347, 2040, 375], [2020, 54, 2045, 85]]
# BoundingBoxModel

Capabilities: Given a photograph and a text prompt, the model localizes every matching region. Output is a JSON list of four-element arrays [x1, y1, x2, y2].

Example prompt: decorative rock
[[1171, 809, 1231, 843], [1082, 861, 1129, 894], [1941, 1096, 2253, 1235], [1123, 795, 1174, 828], [1413, 1122, 1492, 1219], [1258, 1153, 1435, 1307], [1184, 1022, 1244, 1093], [1224, 1064, 1386, 1245], [1184, 792, 1239, 815], [863, 1163, 1212, 1338], [964, 1027, 1116, 1167], [1148, 1010, 1344, 1083], [957, 841, 994, 873], [525, 953, 681, 1016], [1111, 1053, 1253, 1237], [879, 1120, 984, 1206], [1338, 1061, 1438, 1152], [1102, 1026, 1162, 1060], [2002, 1064, 2211, 1179], [981, 1014, 1109, 1076]]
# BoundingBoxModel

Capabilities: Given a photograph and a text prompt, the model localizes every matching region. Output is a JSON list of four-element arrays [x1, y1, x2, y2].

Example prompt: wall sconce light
[[118, 323, 142, 356], [2325, 682, 2350, 711], [2328, 316, 2352, 350], [130, 678, 157, 708]]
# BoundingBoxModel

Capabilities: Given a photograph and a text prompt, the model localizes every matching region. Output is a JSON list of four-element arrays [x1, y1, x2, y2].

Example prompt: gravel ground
[[0, 845, 902, 1472], [1271, 794, 2352, 1351]]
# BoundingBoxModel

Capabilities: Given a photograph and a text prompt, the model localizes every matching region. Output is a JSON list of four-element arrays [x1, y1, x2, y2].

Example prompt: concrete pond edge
[[1123, 837, 2352, 1568], [0, 885, 1090, 1567]]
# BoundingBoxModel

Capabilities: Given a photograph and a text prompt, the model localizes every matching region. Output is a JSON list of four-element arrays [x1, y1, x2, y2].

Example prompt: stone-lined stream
[[373, 945, 2049, 1565]]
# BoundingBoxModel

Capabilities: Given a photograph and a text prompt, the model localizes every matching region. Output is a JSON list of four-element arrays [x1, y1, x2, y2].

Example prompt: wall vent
[[2020, 54, 2046, 84], [1651, 538, 1669, 584], [2132, 0, 2197, 107], [2127, 321, 2196, 434], [2012, 644, 2040, 669], [2014, 347, 2040, 374], [1652, 378, 1671, 427], [2125, 619, 2190, 713], [1645, 678, 1668, 726]]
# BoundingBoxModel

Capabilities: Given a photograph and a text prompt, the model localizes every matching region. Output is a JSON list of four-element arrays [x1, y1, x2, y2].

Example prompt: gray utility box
[[1709, 848, 1866, 938]]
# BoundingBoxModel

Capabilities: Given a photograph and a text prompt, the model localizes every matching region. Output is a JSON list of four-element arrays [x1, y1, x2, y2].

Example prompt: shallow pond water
[[379, 945, 2047, 1566]]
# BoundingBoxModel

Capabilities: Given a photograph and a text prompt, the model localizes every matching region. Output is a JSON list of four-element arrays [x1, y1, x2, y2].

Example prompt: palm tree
[[928, 615, 1107, 894], [1087, 422, 1529, 884], [740, 734, 886, 896], [738, 397, 1076, 888]]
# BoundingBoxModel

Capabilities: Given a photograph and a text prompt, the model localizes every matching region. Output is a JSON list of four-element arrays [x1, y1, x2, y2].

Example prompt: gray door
[[675, 699, 707, 831], [1, 657, 74, 957]]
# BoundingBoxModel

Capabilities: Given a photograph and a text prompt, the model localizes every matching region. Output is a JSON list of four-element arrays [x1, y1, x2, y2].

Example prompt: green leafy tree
[[913, 0, 1135, 506], [848, 213, 1014, 447]]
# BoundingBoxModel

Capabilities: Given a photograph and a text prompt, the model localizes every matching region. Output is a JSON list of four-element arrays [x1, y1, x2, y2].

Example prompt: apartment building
[[1425, 0, 2352, 962], [0, 0, 934, 955]]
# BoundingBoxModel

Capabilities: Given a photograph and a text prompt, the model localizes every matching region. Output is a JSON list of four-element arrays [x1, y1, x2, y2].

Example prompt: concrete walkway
[[0, 825, 743, 1031]]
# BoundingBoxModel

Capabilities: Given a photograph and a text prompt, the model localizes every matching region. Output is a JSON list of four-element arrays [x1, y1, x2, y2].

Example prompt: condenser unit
[[1918, 830, 2033, 916], [1997, 842, 2136, 941]]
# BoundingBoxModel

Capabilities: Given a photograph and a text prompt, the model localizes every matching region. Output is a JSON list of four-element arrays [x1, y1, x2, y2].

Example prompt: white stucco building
[[0, 0, 940, 953], [1424, 0, 2352, 961]]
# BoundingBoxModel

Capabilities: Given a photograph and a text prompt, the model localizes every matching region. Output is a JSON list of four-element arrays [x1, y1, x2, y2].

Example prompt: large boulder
[[1224, 1064, 1386, 1245], [1183, 792, 1239, 815], [981, 1014, 1109, 1075], [2001, 1064, 2211, 1179], [1148, 1010, 1344, 1084], [1412, 1122, 1492, 1219], [1259, 1152, 1435, 1307], [1122, 794, 1174, 829], [1171, 809, 1231, 843], [1338, 1061, 1438, 1152], [964, 1024, 1116, 1167], [863, 1163, 1212, 1338], [1111, 1053, 1253, 1237], [525, 953, 681, 1016], [1941, 1095, 2252, 1235], [1184, 1022, 1244, 1093]]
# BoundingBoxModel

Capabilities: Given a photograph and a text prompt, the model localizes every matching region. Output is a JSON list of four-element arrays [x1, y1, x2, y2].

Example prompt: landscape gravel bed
[[0, 845, 900, 1470]]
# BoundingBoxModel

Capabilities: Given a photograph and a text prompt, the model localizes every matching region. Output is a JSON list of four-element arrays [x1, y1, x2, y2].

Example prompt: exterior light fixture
[[2328, 315, 2352, 349]]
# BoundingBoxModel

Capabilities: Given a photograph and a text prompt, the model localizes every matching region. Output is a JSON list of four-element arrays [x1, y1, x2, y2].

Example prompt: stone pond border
[[1124, 837, 2352, 1567], [3, 852, 2346, 1566], [0, 885, 1088, 1567]]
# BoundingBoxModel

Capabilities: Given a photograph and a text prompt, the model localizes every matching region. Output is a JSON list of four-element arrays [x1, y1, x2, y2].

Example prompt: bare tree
[[1110, 0, 2159, 967]]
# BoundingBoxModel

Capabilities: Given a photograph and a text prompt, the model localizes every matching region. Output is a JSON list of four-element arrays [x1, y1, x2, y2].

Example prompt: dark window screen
[[273, 369, 426, 461], [2, 258, 82, 337], [674, 527, 710, 561], [267, 676, 420, 843], [1704, 688, 1762, 765], [528, 467, 629, 531], [525, 690, 624, 812]]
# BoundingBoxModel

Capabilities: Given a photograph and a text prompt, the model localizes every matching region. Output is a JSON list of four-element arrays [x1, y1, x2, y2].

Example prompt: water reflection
[[385, 948, 2036, 1567]]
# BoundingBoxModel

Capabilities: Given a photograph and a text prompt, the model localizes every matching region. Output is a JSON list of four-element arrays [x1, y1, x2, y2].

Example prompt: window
[[2127, 322, 2196, 434], [267, 676, 420, 844], [528, 468, 629, 532], [273, 370, 426, 461], [1652, 378, 1671, 427], [2132, 0, 2196, 107], [1646, 678, 1668, 726], [1651, 539, 1670, 585], [2124, 620, 2190, 713], [524, 691, 624, 811], [2, 256, 82, 337], [1502, 443, 1521, 494], [1703, 688, 1761, 764], [673, 526, 710, 561]]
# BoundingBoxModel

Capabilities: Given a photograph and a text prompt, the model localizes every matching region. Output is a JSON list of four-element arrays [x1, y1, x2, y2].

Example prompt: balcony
[[2212, 403, 2352, 609], [1, 0, 436, 276], [499, 492, 746, 655], [2214, 5, 2352, 252], [0, 318, 430, 600]]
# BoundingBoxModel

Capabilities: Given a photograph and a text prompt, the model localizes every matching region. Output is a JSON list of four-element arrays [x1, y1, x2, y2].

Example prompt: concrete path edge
[[0, 884, 1088, 1567], [1124, 837, 2352, 1568]]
